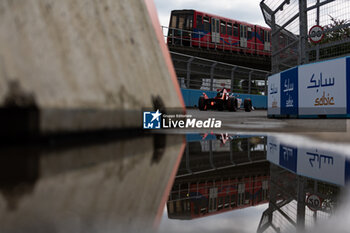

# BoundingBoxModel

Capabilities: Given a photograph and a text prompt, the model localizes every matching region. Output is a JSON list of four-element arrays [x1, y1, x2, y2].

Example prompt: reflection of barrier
[[258, 136, 344, 233], [268, 56, 350, 117], [267, 136, 350, 186]]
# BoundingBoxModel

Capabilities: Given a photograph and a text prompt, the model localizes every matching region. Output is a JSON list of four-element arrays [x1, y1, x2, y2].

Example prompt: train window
[[227, 23, 232, 35], [233, 24, 239, 37], [203, 17, 210, 31], [220, 21, 226, 34], [188, 18, 193, 29], [196, 15, 203, 30], [178, 16, 185, 29], [176, 14, 193, 30], [247, 27, 252, 39], [170, 15, 177, 28]]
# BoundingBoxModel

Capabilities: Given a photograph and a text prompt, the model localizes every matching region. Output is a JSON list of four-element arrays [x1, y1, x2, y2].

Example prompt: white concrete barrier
[[0, 0, 184, 134], [268, 57, 350, 118]]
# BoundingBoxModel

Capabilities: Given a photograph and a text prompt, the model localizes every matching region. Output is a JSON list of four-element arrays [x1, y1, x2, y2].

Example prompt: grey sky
[[154, 0, 268, 28]]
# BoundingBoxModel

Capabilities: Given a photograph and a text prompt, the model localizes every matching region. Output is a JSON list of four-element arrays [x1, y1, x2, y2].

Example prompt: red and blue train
[[167, 10, 271, 56]]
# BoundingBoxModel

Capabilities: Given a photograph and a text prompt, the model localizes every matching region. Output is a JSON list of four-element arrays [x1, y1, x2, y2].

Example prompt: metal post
[[223, 38, 225, 51], [188, 182, 190, 199], [230, 140, 235, 165], [180, 29, 183, 46], [172, 28, 174, 45], [271, 14, 279, 73], [297, 176, 306, 231], [210, 62, 218, 91], [198, 31, 201, 48], [196, 182, 199, 198], [316, 0, 320, 61], [209, 140, 215, 169], [185, 144, 191, 174], [186, 57, 195, 88], [265, 73, 269, 96], [248, 71, 253, 94], [230, 66, 237, 92], [299, 0, 308, 65], [247, 139, 251, 161], [313, 181, 318, 223], [190, 31, 192, 47]]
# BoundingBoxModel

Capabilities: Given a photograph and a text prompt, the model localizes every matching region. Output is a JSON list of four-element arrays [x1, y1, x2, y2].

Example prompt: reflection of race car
[[198, 89, 252, 112]]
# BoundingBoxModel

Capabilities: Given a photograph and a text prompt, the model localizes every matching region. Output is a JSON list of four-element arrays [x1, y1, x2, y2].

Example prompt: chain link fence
[[261, 0, 350, 74], [170, 51, 270, 95]]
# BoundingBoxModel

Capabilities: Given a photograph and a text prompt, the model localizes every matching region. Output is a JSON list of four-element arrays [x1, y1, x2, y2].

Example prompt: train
[[167, 9, 271, 56]]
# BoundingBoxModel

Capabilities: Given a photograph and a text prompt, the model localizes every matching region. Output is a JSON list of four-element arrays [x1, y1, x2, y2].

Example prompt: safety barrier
[[181, 88, 267, 109], [268, 56, 350, 118], [0, 0, 184, 135]]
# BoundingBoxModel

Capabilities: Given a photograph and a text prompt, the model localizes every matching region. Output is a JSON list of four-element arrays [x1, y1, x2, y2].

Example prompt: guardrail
[[170, 51, 271, 95]]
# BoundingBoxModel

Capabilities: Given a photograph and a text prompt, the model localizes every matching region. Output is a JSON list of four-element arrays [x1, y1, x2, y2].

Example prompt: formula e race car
[[198, 89, 253, 112]]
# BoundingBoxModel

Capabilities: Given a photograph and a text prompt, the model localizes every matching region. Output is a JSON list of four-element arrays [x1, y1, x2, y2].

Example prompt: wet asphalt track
[[182, 109, 350, 143]]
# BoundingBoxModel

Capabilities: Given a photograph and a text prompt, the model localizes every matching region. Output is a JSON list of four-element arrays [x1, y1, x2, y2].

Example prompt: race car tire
[[198, 96, 206, 111], [227, 97, 237, 112], [217, 101, 224, 111], [244, 98, 252, 112]]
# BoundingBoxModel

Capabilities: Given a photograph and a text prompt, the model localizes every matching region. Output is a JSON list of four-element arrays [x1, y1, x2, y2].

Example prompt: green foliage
[[309, 16, 350, 61], [320, 16, 350, 44]]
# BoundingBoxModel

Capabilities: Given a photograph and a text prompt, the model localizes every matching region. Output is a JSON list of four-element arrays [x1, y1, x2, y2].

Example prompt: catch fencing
[[261, 0, 350, 73]]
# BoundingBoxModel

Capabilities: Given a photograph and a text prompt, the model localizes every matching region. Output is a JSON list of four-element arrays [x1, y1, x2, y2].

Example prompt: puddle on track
[[0, 132, 349, 233]]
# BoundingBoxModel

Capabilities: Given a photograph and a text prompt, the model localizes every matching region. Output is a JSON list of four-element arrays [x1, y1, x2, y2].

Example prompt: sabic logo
[[143, 110, 162, 129]]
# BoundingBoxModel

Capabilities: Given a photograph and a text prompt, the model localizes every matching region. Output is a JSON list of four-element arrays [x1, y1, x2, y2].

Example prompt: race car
[[198, 89, 253, 112]]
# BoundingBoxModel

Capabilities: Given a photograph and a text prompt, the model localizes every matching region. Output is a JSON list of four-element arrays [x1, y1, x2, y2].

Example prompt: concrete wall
[[0, 0, 184, 134], [181, 89, 267, 109]]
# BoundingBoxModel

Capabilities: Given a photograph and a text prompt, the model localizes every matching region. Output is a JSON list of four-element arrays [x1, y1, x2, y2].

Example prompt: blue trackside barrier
[[181, 88, 267, 109], [268, 56, 350, 118]]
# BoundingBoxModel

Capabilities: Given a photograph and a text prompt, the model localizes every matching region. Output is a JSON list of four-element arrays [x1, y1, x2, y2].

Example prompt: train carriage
[[167, 9, 271, 56]]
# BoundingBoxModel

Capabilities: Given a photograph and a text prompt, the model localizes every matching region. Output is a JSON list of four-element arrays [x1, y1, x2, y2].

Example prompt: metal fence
[[161, 26, 272, 56], [261, 0, 350, 74], [170, 51, 271, 95], [257, 164, 338, 233]]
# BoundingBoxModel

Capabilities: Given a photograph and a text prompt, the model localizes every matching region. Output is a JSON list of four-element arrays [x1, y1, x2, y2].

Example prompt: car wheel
[[198, 96, 206, 111], [244, 98, 252, 112], [228, 97, 237, 112]]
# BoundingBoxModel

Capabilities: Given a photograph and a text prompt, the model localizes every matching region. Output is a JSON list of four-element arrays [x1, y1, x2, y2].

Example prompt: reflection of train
[[167, 174, 269, 219], [168, 135, 269, 220], [167, 9, 271, 56]]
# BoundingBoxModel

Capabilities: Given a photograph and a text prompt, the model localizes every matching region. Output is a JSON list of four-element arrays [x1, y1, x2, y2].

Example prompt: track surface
[[184, 109, 350, 143]]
